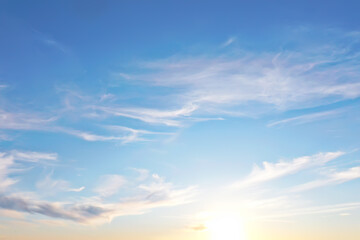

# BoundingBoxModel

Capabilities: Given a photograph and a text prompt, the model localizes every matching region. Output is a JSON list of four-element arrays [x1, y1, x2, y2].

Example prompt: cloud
[[114, 29, 360, 119], [132, 168, 150, 181], [94, 175, 126, 197], [92, 104, 198, 127], [138, 174, 173, 200], [221, 37, 236, 47], [0, 151, 58, 191], [291, 166, 360, 192], [0, 107, 161, 144], [0, 172, 196, 225], [11, 151, 58, 162], [99, 93, 116, 102], [231, 151, 345, 188], [267, 109, 343, 127], [257, 202, 360, 220], [36, 172, 85, 195], [0, 109, 57, 131], [68, 186, 86, 192], [1, 150, 195, 225], [190, 224, 207, 231], [33, 29, 70, 54], [57, 128, 125, 142], [2, 28, 360, 147]]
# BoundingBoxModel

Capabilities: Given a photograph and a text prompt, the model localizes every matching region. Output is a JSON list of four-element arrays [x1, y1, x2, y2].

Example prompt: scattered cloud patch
[[0, 171, 196, 225], [94, 175, 126, 197], [0, 150, 58, 191], [36, 172, 85, 195]]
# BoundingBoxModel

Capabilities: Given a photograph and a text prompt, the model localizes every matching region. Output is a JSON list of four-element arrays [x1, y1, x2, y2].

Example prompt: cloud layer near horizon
[[0, 150, 196, 225]]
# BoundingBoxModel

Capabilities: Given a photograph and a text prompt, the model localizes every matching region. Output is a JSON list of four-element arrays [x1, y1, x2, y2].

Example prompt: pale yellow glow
[[206, 213, 247, 240]]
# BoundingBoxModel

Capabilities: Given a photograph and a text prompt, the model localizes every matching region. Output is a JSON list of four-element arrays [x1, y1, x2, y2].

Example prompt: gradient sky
[[1, 1, 360, 239]]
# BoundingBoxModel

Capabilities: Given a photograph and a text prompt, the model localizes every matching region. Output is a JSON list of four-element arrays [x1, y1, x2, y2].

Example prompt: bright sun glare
[[206, 213, 247, 240]]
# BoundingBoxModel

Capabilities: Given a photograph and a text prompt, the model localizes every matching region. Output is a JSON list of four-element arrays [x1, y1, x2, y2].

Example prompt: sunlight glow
[[206, 213, 247, 240]]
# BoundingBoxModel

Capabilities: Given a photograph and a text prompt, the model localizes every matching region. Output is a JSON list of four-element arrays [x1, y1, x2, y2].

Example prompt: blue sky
[[1, 1, 360, 239]]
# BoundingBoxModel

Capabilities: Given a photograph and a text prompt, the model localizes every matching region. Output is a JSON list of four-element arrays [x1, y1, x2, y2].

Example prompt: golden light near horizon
[[206, 213, 247, 240]]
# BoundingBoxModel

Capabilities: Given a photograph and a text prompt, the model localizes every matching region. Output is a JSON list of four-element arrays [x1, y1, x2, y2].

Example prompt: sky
[[0, 0, 360, 239]]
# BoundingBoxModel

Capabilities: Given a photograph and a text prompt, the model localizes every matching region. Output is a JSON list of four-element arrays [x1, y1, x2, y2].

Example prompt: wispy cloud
[[33, 29, 69, 54], [221, 37, 236, 47], [0, 151, 57, 191], [36, 172, 85, 195], [132, 168, 150, 181], [115, 29, 360, 119], [3, 29, 359, 146], [92, 104, 198, 127], [0, 109, 57, 131], [0, 108, 163, 144], [93, 175, 126, 197], [57, 127, 126, 142], [267, 109, 343, 127], [0, 151, 196, 225], [0, 171, 196, 225], [257, 202, 360, 220], [231, 151, 345, 188], [291, 166, 360, 192]]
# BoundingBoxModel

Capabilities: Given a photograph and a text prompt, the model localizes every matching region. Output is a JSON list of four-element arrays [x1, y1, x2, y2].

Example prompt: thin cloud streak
[[92, 104, 198, 127], [256, 202, 360, 220], [221, 37, 236, 47], [267, 109, 343, 127], [231, 151, 345, 188], [291, 166, 360, 192], [0, 108, 164, 144]]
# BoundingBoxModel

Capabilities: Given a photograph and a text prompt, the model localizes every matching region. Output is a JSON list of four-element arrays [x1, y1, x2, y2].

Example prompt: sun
[[206, 213, 247, 240]]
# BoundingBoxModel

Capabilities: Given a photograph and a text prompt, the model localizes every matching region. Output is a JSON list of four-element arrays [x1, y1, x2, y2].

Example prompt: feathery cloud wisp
[[231, 151, 345, 188], [115, 30, 360, 119], [291, 166, 360, 192], [94, 175, 126, 197], [0, 151, 58, 191], [267, 109, 343, 127]]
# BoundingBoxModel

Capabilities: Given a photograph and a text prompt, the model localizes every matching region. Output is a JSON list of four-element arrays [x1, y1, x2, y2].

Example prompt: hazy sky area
[[1, 1, 360, 239]]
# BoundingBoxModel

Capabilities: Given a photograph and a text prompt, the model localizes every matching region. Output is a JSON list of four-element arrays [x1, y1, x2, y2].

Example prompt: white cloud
[[267, 109, 343, 127], [257, 202, 360, 220], [0, 172, 196, 225], [68, 186, 85, 192], [11, 150, 57, 162], [58, 128, 125, 142], [93, 103, 198, 127], [114, 30, 360, 120], [221, 37, 236, 47], [231, 151, 345, 188], [99, 93, 116, 102], [94, 175, 126, 197], [0, 108, 161, 144], [0, 150, 58, 191], [0, 109, 57, 131], [131, 168, 150, 181], [291, 166, 360, 192], [36, 172, 85, 195]]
